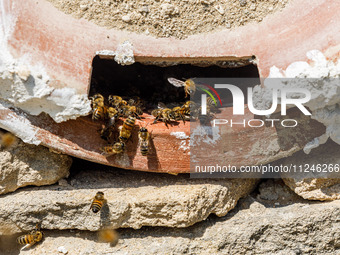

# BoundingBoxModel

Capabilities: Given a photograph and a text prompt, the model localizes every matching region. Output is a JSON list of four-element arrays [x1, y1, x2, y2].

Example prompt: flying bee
[[100, 107, 119, 142], [0, 132, 18, 149], [138, 127, 150, 156], [168, 78, 196, 98], [90, 191, 105, 213], [101, 142, 125, 156], [151, 103, 176, 128], [98, 229, 119, 246], [16, 223, 43, 250], [108, 95, 127, 108]]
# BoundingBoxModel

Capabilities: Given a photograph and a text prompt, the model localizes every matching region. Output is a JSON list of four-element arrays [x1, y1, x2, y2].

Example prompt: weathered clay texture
[[2, 181, 339, 254], [0, 166, 258, 235], [0, 139, 72, 195], [280, 140, 340, 201]]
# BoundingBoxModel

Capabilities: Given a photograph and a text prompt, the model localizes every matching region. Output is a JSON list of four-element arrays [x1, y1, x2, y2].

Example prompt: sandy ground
[[47, 0, 290, 39]]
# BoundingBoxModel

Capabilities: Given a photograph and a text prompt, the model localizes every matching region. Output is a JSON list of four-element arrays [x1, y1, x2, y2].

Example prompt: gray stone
[[2, 193, 339, 254], [281, 140, 340, 201], [0, 166, 258, 235], [0, 139, 72, 195]]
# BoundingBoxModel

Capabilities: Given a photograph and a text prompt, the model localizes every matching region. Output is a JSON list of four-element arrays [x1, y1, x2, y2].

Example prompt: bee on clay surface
[[100, 107, 119, 142], [92, 105, 108, 121], [101, 142, 125, 156], [180, 101, 196, 120], [90, 94, 105, 108], [16, 223, 43, 250], [98, 228, 119, 246], [0, 132, 18, 149], [172, 106, 186, 124], [90, 191, 105, 213], [138, 127, 150, 156], [118, 116, 136, 143], [90, 94, 108, 121], [119, 105, 142, 119], [108, 95, 127, 109], [151, 103, 176, 128], [167, 78, 196, 98], [194, 104, 214, 125]]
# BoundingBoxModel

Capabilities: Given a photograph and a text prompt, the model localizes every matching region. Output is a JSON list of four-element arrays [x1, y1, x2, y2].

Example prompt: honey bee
[[119, 127, 132, 143], [16, 223, 43, 250], [92, 105, 108, 121], [172, 106, 186, 124], [0, 132, 18, 149], [168, 78, 196, 98], [151, 103, 176, 128], [98, 229, 119, 246], [194, 105, 214, 125], [180, 101, 196, 119], [122, 116, 136, 132], [100, 107, 119, 142], [90, 191, 105, 213], [127, 96, 143, 107], [101, 142, 125, 156], [138, 127, 150, 156], [108, 95, 127, 108], [90, 94, 105, 108], [119, 105, 142, 119], [90, 94, 107, 121]]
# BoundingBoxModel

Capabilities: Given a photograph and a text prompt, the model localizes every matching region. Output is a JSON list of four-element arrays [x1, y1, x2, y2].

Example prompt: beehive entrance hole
[[89, 56, 260, 112]]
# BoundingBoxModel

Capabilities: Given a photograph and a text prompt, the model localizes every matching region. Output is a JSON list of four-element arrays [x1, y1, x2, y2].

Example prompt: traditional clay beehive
[[0, 0, 339, 173]]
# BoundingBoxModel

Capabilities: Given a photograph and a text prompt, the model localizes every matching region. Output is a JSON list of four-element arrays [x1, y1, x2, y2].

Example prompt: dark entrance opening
[[89, 56, 260, 111]]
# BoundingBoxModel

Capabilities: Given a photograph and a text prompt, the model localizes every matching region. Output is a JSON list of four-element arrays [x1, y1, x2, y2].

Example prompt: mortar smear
[[47, 0, 289, 39]]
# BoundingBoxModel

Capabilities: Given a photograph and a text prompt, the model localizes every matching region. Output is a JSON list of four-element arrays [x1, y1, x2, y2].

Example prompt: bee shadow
[[147, 134, 160, 170], [100, 200, 111, 228]]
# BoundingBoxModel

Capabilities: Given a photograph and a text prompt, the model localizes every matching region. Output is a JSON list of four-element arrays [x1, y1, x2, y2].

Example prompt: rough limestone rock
[[0, 140, 72, 195], [0, 164, 258, 234], [280, 140, 340, 201], [1, 180, 339, 255]]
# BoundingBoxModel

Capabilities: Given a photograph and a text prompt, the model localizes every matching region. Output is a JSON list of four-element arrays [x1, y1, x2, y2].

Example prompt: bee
[[101, 142, 125, 156], [100, 107, 119, 142], [180, 101, 196, 119], [108, 95, 127, 108], [92, 105, 108, 121], [119, 105, 142, 119], [0, 132, 18, 149], [172, 106, 186, 124], [119, 127, 132, 143], [151, 103, 176, 128], [16, 223, 43, 250], [90, 94, 105, 108], [122, 116, 136, 132], [98, 229, 119, 246], [194, 105, 214, 125], [90, 191, 105, 213], [168, 78, 196, 98], [127, 96, 143, 107], [90, 94, 107, 121], [138, 127, 150, 156]]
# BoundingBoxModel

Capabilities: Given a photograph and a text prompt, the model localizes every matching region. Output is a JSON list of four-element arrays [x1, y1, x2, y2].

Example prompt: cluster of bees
[[90, 78, 218, 156], [16, 191, 117, 250]]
